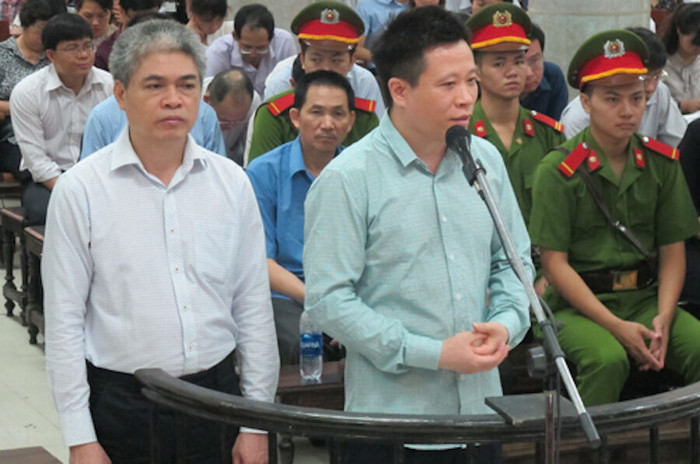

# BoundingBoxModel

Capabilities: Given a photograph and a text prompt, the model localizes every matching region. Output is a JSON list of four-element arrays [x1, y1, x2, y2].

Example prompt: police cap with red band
[[567, 29, 649, 89], [466, 2, 531, 51], [291, 1, 364, 45]]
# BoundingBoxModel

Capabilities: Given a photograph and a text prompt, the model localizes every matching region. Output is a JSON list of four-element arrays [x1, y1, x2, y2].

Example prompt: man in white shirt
[[10, 13, 113, 225], [205, 3, 296, 96], [43, 19, 278, 464]]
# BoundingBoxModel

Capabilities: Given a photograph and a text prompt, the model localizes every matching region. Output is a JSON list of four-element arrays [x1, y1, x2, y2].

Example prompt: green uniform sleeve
[[248, 106, 298, 163], [529, 151, 576, 252], [343, 110, 379, 146]]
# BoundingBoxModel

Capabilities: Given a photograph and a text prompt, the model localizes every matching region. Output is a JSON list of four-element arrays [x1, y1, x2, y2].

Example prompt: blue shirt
[[246, 137, 342, 298], [304, 115, 532, 417], [356, 0, 408, 55], [80, 95, 226, 159], [520, 61, 568, 121]]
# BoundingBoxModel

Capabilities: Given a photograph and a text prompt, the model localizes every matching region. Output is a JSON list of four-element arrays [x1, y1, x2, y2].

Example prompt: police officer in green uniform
[[247, 1, 379, 162], [529, 29, 700, 406], [466, 3, 566, 226]]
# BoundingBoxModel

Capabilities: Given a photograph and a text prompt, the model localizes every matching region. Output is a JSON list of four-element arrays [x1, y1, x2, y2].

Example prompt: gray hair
[[109, 19, 206, 88]]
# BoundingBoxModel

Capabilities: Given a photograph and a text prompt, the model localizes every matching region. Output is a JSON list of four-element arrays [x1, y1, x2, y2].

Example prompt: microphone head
[[446, 125, 471, 148]]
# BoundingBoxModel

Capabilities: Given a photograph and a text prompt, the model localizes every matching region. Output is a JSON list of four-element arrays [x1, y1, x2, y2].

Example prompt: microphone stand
[[458, 153, 601, 463]]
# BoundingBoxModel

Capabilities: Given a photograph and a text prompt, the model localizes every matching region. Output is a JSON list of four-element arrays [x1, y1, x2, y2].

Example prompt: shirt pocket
[[193, 221, 239, 286]]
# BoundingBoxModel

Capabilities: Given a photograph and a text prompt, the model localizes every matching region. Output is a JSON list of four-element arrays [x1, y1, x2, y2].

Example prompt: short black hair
[[373, 6, 470, 110], [120, 0, 162, 14], [75, 0, 113, 13], [233, 4, 274, 41], [299, 40, 356, 60], [19, 0, 61, 28], [663, 3, 700, 55], [190, 0, 227, 20], [293, 70, 355, 112], [41, 13, 92, 50], [627, 27, 666, 70], [529, 22, 545, 51]]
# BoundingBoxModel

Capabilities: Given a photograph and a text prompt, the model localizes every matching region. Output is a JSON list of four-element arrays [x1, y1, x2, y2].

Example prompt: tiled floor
[[0, 304, 327, 463]]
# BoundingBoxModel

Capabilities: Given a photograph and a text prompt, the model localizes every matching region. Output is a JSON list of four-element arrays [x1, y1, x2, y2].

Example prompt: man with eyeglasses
[[10, 13, 112, 225], [561, 27, 687, 148], [519, 23, 568, 120], [203, 69, 261, 165], [205, 3, 296, 97]]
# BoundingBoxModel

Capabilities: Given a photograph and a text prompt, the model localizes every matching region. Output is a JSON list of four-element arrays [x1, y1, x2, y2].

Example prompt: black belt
[[579, 263, 656, 294]]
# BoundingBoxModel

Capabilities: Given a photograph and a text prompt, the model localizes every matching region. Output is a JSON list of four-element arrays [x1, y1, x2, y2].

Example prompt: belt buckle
[[613, 270, 638, 291]]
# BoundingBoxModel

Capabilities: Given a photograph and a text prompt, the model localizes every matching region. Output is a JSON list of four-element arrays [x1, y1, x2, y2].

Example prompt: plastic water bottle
[[299, 311, 323, 384]]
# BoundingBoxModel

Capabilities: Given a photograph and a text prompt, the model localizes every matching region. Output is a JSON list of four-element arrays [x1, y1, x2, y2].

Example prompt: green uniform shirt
[[529, 128, 699, 310], [247, 89, 380, 162], [469, 102, 566, 225]]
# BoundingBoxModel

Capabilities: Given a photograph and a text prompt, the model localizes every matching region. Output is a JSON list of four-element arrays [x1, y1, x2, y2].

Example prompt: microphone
[[446, 125, 480, 185]]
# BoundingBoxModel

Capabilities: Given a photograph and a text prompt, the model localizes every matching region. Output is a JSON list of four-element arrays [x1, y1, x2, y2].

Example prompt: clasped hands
[[438, 322, 510, 374], [611, 315, 670, 372]]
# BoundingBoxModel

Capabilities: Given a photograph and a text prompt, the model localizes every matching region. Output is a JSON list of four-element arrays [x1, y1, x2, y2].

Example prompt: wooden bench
[[1, 207, 27, 323], [274, 360, 345, 464], [24, 225, 44, 344]]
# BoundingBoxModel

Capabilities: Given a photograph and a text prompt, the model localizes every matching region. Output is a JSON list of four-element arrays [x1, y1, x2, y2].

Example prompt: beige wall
[[529, 0, 651, 100]]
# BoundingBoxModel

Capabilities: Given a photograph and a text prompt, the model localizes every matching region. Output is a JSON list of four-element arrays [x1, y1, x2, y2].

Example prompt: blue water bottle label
[[300, 332, 323, 357]]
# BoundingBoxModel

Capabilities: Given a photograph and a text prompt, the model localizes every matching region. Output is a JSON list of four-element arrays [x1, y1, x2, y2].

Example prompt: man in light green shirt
[[303, 6, 533, 463]]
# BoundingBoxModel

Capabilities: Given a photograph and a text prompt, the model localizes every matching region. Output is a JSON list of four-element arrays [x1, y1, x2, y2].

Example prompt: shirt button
[[187, 344, 193, 351], [182, 305, 188, 311], [169, 228, 175, 234], [441, 216, 448, 223], [455, 293, 463, 301], [174, 266, 180, 273], [448, 254, 455, 261]]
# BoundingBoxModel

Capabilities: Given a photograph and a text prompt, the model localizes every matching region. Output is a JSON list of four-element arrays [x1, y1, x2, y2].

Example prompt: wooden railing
[[135, 368, 700, 463]]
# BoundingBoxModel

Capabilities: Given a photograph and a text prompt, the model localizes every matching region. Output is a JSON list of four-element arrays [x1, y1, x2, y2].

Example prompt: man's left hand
[[471, 322, 509, 355], [232, 432, 268, 464]]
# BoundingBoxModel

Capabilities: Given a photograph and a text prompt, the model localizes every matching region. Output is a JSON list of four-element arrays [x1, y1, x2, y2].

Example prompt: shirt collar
[[45, 64, 103, 94], [110, 129, 207, 175], [379, 114, 420, 168], [288, 136, 307, 178]]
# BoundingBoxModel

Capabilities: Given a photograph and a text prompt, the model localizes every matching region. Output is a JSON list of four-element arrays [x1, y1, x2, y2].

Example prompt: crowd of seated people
[[5, 1, 700, 453]]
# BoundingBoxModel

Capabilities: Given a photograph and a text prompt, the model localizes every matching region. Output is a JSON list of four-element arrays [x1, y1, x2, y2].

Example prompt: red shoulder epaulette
[[354, 97, 376, 113], [473, 120, 487, 138], [640, 135, 680, 161], [266, 93, 295, 116], [530, 110, 564, 133], [558, 142, 589, 178]]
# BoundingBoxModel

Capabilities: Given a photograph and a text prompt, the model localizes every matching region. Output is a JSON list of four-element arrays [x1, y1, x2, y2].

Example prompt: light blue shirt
[[80, 95, 227, 159], [44, 130, 279, 446], [356, 0, 408, 57], [304, 115, 532, 417]]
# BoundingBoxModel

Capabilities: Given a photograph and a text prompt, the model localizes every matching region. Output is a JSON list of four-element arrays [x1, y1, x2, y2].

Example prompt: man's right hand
[[70, 442, 111, 464], [609, 319, 662, 371], [438, 330, 509, 374]]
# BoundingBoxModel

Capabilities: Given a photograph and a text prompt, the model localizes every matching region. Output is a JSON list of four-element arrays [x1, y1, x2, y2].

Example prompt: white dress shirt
[[263, 55, 387, 118], [44, 130, 279, 447], [560, 81, 687, 147], [10, 64, 112, 182], [205, 27, 297, 96]]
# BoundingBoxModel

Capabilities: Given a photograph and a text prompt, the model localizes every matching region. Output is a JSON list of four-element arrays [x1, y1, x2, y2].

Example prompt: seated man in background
[[185, 0, 228, 45], [205, 3, 296, 97], [81, 13, 226, 159], [203, 69, 260, 165], [353, 0, 409, 68], [530, 29, 700, 406], [561, 27, 686, 148], [44, 19, 278, 463], [247, 70, 355, 365], [11, 13, 112, 225], [519, 22, 568, 121], [248, 1, 379, 163]]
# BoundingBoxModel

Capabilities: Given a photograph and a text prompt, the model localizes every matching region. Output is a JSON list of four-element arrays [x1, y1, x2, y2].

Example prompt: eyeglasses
[[239, 45, 270, 55], [643, 70, 668, 83], [80, 12, 110, 21], [57, 42, 96, 56]]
